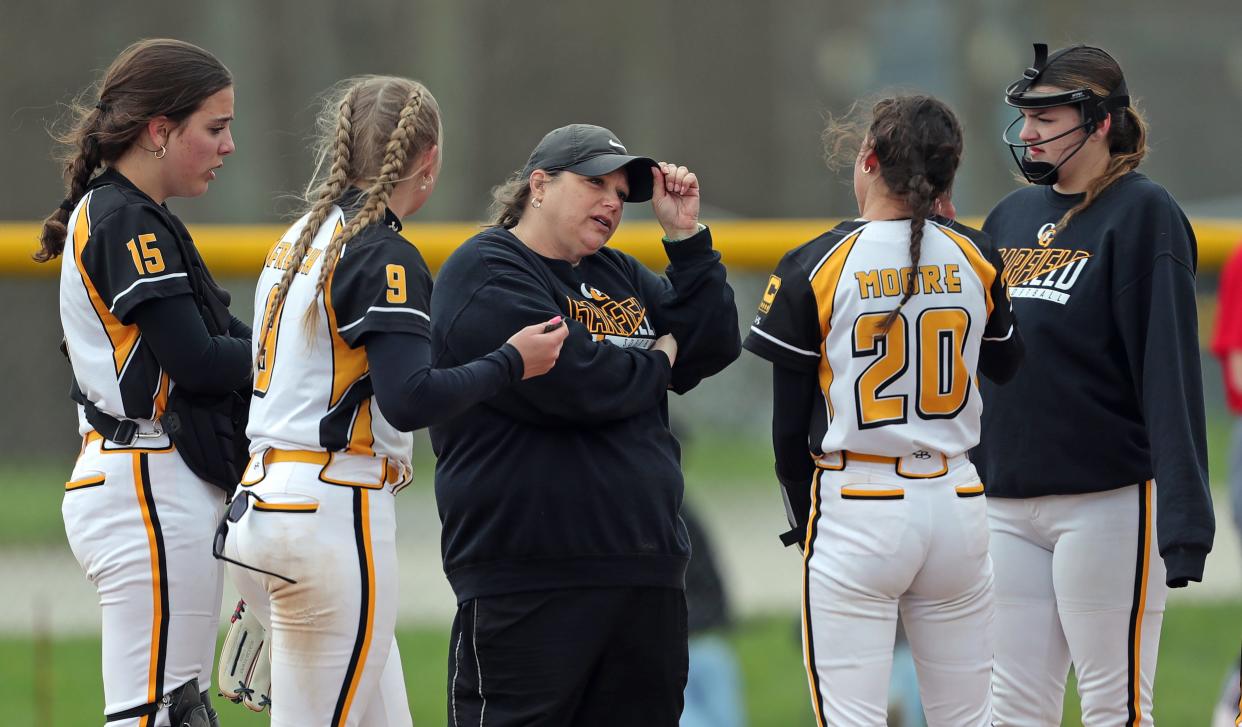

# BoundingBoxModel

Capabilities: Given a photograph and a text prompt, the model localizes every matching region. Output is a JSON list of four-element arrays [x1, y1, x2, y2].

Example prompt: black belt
[[70, 379, 141, 446]]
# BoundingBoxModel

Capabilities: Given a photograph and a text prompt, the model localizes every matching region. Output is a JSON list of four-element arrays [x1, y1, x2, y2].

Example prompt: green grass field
[[1, 414, 1236, 725], [4, 410, 1232, 547], [0, 603, 1237, 726]]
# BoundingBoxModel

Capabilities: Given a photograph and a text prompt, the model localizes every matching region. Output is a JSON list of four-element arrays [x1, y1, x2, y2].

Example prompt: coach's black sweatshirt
[[972, 172, 1214, 586], [430, 226, 740, 602]]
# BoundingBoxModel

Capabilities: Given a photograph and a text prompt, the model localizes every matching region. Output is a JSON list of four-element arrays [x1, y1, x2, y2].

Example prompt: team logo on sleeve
[[758, 275, 781, 314]]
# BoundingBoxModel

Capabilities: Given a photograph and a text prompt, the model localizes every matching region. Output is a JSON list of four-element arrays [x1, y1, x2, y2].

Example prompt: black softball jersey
[[61, 168, 250, 425], [429, 226, 740, 603], [972, 172, 1214, 582]]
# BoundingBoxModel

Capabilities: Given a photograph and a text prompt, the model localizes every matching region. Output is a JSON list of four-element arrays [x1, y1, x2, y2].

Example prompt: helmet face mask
[[1002, 43, 1130, 186], [1002, 112, 1095, 186]]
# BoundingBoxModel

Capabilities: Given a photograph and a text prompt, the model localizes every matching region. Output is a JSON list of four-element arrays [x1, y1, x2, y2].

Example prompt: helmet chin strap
[[1003, 115, 1095, 186]]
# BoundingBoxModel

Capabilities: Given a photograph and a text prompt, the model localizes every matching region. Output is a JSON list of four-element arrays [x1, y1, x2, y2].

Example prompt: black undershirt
[[134, 294, 520, 434], [131, 294, 251, 395], [363, 331, 522, 432]]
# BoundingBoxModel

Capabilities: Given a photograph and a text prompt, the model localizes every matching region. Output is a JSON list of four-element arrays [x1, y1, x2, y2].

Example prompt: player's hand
[[652, 332, 678, 367], [651, 162, 700, 240], [507, 316, 568, 380]]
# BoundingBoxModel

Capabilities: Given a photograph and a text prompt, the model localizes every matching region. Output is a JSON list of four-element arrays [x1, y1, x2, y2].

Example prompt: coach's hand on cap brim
[[651, 162, 700, 241]]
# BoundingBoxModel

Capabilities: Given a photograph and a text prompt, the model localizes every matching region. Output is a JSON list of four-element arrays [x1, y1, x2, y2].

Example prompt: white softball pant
[[989, 482, 1166, 727], [224, 457, 411, 727], [62, 433, 227, 726], [801, 453, 994, 727]]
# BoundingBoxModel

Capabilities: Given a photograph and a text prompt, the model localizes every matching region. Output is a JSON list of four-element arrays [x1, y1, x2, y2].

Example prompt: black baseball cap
[[520, 124, 657, 203]]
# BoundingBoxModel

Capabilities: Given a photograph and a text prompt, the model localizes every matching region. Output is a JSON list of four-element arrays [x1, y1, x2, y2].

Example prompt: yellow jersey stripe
[[935, 223, 996, 320], [810, 229, 865, 421], [348, 397, 376, 457], [73, 199, 140, 377], [323, 220, 369, 409]]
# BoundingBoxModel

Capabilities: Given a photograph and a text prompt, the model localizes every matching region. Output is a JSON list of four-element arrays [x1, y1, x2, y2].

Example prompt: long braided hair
[[36, 39, 231, 262], [868, 97, 963, 330], [253, 76, 440, 364], [824, 95, 963, 331]]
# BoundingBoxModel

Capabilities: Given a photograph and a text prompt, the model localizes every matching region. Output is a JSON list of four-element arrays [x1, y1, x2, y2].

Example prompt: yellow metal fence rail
[[4, 218, 1241, 276]]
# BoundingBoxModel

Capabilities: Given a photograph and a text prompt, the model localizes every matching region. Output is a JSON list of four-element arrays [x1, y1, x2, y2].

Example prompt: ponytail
[[879, 174, 936, 331], [35, 110, 106, 261], [865, 97, 963, 332], [1053, 105, 1148, 234]]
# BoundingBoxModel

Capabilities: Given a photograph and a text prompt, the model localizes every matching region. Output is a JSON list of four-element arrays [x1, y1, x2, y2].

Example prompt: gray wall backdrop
[[2, 1, 1240, 457]]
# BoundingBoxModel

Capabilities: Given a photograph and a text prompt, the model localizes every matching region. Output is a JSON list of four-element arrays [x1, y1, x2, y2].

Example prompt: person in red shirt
[[1210, 240, 1242, 727], [1211, 241, 1242, 542]]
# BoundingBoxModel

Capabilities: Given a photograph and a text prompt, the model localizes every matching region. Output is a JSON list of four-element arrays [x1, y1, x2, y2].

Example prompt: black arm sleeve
[[979, 243, 1024, 384], [130, 294, 251, 394], [1114, 198, 1214, 587], [228, 315, 252, 340], [772, 363, 819, 548], [364, 330, 522, 432], [634, 227, 742, 394]]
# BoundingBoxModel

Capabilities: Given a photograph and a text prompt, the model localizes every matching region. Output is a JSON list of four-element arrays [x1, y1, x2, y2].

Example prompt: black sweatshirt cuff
[[1162, 545, 1208, 588], [496, 343, 524, 383], [661, 225, 713, 265]]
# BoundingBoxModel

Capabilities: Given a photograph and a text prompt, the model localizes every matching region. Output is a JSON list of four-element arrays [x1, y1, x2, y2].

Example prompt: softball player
[[37, 39, 248, 726], [744, 95, 1023, 727], [977, 44, 1214, 726], [221, 76, 564, 727]]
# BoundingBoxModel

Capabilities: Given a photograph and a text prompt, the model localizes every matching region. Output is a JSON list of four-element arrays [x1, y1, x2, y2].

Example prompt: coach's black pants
[[447, 586, 688, 727]]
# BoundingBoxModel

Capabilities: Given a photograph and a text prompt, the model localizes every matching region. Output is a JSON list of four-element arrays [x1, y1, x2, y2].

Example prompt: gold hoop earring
[[862, 163, 872, 174], [154, 145, 167, 160]]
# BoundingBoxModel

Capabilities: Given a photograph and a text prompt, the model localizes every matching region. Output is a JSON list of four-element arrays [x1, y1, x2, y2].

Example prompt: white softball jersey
[[746, 217, 1015, 465], [246, 197, 433, 476]]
